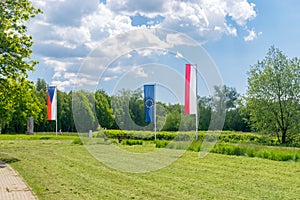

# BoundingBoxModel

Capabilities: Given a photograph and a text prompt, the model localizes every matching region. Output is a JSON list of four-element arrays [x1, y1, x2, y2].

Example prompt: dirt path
[[0, 161, 37, 200]]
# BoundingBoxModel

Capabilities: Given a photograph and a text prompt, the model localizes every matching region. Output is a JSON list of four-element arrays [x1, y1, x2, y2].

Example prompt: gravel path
[[0, 161, 37, 200]]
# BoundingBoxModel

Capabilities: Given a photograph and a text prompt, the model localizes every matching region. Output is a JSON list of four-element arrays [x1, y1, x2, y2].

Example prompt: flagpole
[[55, 86, 58, 137], [154, 83, 157, 140], [56, 118, 58, 137], [195, 64, 198, 140]]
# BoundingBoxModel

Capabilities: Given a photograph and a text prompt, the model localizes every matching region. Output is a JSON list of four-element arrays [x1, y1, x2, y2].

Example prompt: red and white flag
[[185, 64, 197, 114], [47, 86, 57, 120]]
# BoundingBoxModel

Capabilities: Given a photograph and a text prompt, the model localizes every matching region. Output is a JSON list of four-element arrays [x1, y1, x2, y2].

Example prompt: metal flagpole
[[55, 86, 58, 137], [195, 64, 198, 140], [56, 118, 58, 137], [154, 83, 157, 140]]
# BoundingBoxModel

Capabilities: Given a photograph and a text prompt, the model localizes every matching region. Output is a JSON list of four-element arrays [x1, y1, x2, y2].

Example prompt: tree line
[[1, 1, 299, 144], [0, 78, 250, 134]]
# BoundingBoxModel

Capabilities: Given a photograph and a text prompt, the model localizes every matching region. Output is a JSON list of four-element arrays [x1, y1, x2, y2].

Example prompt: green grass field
[[1, 135, 300, 199]]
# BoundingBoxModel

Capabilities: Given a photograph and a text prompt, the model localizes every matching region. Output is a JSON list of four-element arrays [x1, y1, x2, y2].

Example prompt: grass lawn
[[0, 136, 300, 199]]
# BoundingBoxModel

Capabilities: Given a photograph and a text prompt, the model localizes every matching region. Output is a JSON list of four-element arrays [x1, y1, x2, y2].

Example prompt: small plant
[[121, 140, 143, 146], [154, 140, 169, 148], [72, 138, 83, 145]]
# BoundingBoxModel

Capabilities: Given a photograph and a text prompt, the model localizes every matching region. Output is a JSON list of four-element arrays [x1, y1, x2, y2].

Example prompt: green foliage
[[211, 143, 300, 162], [72, 90, 98, 132], [198, 97, 211, 130], [224, 108, 250, 132], [111, 89, 135, 130], [0, 0, 41, 79], [162, 104, 181, 131], [72, 138, 83, 145], [2, 83, 251, 134], [101, 129, 155, 140], [0, 0, 41, 133], [246, 46, 300, 143], [95, 90, 114, 129], [121, 140, 143, 146], [128, 88, 148, 128], [0, 79, 42, 133], [0, 134, 78, 140], [154, 140, 169, 148], [101, 130, 300, 147], [57, 91, 75, 132], [102, 129, 181, 141], [2, 140, 300, 199]]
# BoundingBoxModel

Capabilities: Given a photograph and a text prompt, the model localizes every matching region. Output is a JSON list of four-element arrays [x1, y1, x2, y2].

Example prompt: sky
[[27, 0, 300, 103]]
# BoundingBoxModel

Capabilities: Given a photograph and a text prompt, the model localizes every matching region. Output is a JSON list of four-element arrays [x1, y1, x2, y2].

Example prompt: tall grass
[[211, 143, 300, 162]]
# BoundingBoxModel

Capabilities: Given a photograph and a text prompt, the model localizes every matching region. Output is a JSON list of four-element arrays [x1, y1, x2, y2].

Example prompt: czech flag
[[185, 64, 197, 114], [47, 86, 57, 120], [144, 84, 155, 122]]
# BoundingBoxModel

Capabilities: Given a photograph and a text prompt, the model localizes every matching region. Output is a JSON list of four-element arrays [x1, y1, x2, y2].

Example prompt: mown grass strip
[[1, 140, 300, 199], [0, 133, 78, 140]]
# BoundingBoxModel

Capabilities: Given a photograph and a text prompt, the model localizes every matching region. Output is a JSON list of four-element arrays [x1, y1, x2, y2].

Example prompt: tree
[[34, 78, 48, 132], [128, 89, 147, 127], [198, 96, 211, 130], [162, 104, 181, 131], [210, 85, 239, 130], [95, 90, 114, 129], [0, 0, 41, 79], [72, 91, 97, 132], [0, 0, 41, 133], [0, 79, 41, 133], [0, 79, 15, 132], [246, 46, 300, 143]]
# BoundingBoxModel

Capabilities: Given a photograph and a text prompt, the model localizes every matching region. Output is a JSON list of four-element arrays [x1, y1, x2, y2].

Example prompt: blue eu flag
[[144, 85, 155, 122]]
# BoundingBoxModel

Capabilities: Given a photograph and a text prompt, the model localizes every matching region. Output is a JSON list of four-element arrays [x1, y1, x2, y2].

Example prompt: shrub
[[121, 140, 143, 146], [154, 140, 169, 148], [188, 140, 202, 152], [72, 138, 83, 145]]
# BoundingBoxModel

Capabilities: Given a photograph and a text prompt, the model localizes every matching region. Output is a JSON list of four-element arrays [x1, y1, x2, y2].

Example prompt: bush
[[72, 138, 83, 145], [154, 140, 169, 148], [121, 140, 143, 146], [187, 140, 201, 152]]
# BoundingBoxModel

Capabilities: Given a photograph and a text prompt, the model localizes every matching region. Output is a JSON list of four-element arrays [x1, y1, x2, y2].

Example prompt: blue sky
[[28, 0, 300, 102]]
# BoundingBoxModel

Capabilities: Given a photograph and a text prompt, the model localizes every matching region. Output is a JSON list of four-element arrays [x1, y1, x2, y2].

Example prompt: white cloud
[[107, 66, 124, 74], [103, 76, 118, 82], [227, 0, 256, 26], [29, 0, 258, 91], [131, 66, 148, 78], [44, 58, 68, 73], [244, 29, 262, 42]]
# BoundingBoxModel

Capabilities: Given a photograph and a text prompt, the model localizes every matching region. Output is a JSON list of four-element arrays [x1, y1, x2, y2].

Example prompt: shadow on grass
[[0, 153, 20, 166]]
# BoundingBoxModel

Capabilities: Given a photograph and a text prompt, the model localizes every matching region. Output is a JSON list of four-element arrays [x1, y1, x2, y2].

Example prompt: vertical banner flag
[[185, 64, 197, 114], [144, 84, 155, 122], [47, 86, 57, 120]]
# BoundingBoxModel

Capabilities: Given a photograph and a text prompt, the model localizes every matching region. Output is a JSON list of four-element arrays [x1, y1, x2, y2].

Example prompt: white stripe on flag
[[52, 87, 57, 120], [185, 64, 197, 114], [189, 64, 197, 114]]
